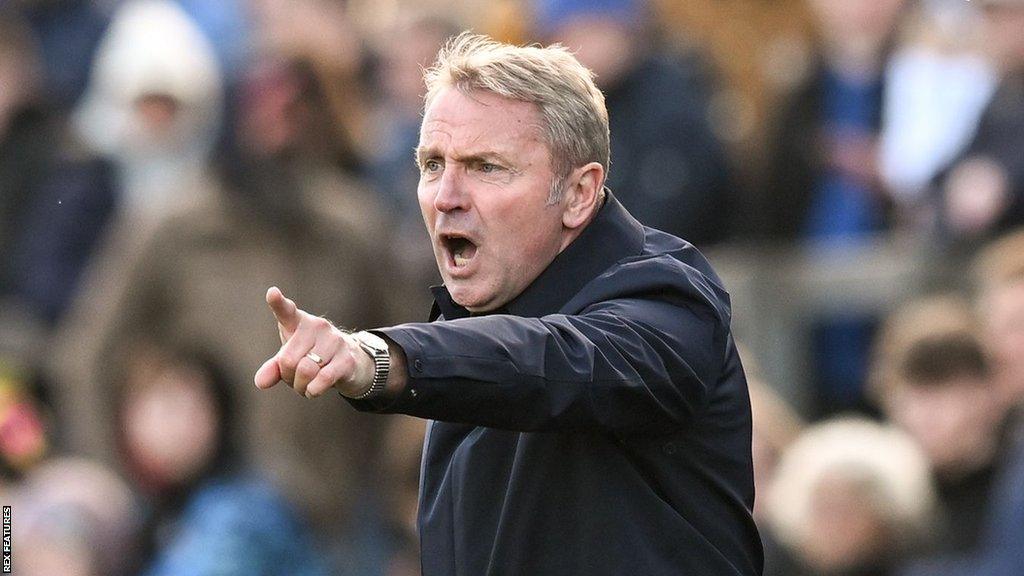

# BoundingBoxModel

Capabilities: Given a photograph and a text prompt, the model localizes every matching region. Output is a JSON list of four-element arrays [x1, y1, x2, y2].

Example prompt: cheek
[[418, 186, 436, 224]]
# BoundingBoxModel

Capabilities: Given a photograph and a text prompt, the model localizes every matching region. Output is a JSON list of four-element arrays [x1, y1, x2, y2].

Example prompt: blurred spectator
[[48, 17, 404, 572], [763, 0, 907, 242], [763, 0, 910, 416], [533, 0, 733, 247], [7, 0, 221, 331], [115, 346, 329, 576], [974, 228, 1024, 408], [8, 0, 110, 111], [0, 6, 52, 297], [870, 295, 1003, 554], [765, 417, 936, 576], [0, 6, 117, 351], [897, 229, 1024, 575], [931, 0, 1024, 245], [11, 456, 138, 576], [73, 0, 224, 219], [249, 0, 370, 175], [879, 0, 997, 230]]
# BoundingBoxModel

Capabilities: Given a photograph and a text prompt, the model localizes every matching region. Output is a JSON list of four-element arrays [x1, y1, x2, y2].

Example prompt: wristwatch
[[351, 331, 391, 400]]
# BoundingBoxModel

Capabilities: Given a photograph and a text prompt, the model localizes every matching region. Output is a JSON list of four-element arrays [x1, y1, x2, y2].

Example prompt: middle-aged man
[[255, 33, 763, 575]]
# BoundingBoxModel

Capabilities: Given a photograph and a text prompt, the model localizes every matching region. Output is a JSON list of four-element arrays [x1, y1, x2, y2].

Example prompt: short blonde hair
[[868, 293, 978, 407], [422, 32, 609, 202]]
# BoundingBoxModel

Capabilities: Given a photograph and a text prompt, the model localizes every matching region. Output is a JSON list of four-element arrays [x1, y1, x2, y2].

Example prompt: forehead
[[419, 87, 545, 153]]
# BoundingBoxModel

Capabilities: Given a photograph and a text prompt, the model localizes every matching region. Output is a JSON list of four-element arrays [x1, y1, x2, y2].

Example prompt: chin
[[446, 283, 496, 313]]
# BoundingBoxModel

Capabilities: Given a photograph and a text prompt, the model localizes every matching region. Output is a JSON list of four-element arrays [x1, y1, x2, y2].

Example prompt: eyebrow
[[415, 146, 517, 168]]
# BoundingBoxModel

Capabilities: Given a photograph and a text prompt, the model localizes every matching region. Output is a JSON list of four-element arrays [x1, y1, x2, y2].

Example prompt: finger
[[292, 354, 321, 397], [266, 286, 300, 337], [295, 328, 343, 397], [275, 316, 326, 385], [254, 357, 281, 389], [304, 332, 350, 398], [306, 348, 356, 398]]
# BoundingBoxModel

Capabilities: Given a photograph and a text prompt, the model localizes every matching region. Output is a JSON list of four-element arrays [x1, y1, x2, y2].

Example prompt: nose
[[433, 165, 470, 213]]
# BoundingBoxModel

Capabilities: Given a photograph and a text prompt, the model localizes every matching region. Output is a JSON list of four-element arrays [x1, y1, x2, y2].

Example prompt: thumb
[[266, 286, 300, 337]]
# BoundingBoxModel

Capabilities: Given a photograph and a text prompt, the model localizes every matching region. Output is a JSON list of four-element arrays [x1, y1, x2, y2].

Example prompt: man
[[256, 33, 762, 575]]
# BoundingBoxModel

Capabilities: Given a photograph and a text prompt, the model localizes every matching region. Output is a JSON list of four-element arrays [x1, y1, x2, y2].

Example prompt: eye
[[422, 159, 443, 174], [479, 162, 501, 174]]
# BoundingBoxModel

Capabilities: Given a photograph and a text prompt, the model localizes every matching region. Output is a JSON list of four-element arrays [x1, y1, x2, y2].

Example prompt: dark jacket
[[350, 194, 763, 575]]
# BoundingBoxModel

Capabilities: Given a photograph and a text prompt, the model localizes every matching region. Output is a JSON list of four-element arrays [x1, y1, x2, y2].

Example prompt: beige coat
[[49, 169, 407, 534]]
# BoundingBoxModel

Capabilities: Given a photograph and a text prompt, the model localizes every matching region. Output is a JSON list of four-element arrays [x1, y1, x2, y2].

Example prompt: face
[[890, 378, 1001, 477], [803, 474, 891, 572], [123, 365, 219, 487], [417, 88, 570, 312]]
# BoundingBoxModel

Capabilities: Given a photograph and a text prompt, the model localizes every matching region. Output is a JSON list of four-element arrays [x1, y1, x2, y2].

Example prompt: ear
[[561, 162, 604, 230]]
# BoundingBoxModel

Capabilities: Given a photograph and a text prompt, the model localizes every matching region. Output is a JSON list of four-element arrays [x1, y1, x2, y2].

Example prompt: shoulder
[[575, 227, 732, 324]]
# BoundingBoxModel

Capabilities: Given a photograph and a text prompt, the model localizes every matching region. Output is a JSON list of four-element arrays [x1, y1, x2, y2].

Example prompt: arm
[[255, 286, 724, 436], [353, 296, 722, 436]]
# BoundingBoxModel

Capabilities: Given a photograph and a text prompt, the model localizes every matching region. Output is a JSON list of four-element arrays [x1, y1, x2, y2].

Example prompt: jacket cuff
[[342, 326, 429, 414]]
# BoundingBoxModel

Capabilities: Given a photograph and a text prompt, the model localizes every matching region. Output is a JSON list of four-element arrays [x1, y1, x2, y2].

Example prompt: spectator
[[0, 7, 116, 332], [72, 0, 224, 220], [870, 295, 1004, 554], [9, 0, 222, 330], [765, 417, 936, 576], [114, 346, 328, 576], [932, 0, 1024, 244], [11, 457, 138, 576], [533, 0, 733, 247], [763, 0, 910, 416], [764, 0, 907, 242], [879, 0, 996, 231], [898, 228, 1024, 575]]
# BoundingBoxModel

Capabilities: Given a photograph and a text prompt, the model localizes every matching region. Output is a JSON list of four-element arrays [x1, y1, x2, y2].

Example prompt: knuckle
[[337, 352, 355, 375]]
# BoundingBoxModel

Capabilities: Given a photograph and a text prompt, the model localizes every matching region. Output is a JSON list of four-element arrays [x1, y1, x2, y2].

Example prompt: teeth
[[453, 253, 469, 267]]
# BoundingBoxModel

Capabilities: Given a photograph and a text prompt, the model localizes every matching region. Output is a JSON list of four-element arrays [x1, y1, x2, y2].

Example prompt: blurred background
[[0, 0, 1022, 574]]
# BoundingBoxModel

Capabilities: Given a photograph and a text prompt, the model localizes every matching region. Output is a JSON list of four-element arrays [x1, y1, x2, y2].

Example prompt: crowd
[[0, 0, 1021, 575]]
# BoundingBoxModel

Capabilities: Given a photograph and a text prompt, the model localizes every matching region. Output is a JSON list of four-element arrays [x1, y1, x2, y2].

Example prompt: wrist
[[341, 331, 391, 400]]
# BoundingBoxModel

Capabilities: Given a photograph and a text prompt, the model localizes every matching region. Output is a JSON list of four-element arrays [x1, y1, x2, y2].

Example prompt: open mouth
[[441, 233, 478, 269]]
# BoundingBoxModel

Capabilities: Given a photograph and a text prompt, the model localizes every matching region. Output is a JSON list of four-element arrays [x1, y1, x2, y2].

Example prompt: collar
[[429, 191, 646, 320]]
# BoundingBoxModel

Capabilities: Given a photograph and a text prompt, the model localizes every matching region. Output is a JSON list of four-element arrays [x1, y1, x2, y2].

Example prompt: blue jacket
[[350, 194, 763, 575]]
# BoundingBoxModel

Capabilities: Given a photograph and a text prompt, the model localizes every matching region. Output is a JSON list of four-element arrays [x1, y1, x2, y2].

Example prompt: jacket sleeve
[[346, 295, 724, 436]]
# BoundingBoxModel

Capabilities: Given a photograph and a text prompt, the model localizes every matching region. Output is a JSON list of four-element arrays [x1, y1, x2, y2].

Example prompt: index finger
[[266, 286, 300, 334]]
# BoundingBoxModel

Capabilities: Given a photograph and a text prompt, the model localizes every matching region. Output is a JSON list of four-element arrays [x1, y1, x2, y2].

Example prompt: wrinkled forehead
[[420, 87, 545, 143]]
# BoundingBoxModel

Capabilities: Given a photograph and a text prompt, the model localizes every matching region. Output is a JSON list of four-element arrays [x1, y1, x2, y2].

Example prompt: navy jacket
[[350, 194, 763, 575]]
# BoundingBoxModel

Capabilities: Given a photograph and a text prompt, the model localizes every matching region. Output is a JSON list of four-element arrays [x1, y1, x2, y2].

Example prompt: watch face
[[357, 331, 389, 355]]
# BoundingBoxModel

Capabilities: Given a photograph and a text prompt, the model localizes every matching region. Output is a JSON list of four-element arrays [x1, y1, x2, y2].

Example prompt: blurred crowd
[[0, 0, 1021, 574]]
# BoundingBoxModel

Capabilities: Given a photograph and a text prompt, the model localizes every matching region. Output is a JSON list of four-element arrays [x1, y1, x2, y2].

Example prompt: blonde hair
[[766, 417, 936, 556], [868, 293, 978, 407], [422, 32, 609, 202]]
